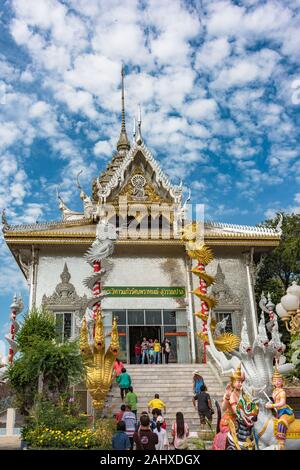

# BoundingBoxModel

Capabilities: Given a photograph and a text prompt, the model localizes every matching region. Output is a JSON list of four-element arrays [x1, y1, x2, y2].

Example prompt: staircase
[[107, 363, 224, 433]]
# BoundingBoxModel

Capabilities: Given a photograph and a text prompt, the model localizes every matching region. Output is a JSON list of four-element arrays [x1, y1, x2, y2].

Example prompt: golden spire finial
[[117, 64, 130, 152], [79, 316, 90, 356], [94, 309, 105, 350], [110, 316, 120, 353]]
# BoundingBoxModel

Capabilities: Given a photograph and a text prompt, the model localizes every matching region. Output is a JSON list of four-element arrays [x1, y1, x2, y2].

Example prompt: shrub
[[186, 437, 206, 450], [94, 418, 116, 450], [25, 399, 89, 434]]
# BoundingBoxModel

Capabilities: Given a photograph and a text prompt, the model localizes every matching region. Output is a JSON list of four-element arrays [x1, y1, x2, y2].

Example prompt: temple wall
[[34, 243, 255, 362], [35, 244, 187, 310]]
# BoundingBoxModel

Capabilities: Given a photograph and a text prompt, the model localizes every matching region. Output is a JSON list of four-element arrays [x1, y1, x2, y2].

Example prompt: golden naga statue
[[80, 310, 119, 409]]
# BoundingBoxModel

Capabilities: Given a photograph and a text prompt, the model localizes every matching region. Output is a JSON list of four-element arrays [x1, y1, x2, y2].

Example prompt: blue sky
[[0, 0, 300, 357]]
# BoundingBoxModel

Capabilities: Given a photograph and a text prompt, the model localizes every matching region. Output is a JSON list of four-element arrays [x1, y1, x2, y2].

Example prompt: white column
[[185, 255, 196, 363], [245, 250, 258, 338], [28, 246, 39, 311], [6, 408, 16, 436], [28, 257, 35, 311]]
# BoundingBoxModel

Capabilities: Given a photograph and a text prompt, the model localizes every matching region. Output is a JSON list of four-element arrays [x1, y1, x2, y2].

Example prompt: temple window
[[55, 312, 72, 342]]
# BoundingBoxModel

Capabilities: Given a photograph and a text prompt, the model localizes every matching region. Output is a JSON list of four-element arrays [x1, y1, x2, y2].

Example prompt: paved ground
[[0, 436, 21, 450]]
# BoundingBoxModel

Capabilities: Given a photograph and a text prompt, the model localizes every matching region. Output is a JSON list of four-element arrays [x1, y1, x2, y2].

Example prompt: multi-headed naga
[[80, 212, 120, 409], [80, 311, 119, 409]]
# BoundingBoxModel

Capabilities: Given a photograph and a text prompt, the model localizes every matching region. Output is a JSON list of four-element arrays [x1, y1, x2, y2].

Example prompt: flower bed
[[25, 425, 114, 449]]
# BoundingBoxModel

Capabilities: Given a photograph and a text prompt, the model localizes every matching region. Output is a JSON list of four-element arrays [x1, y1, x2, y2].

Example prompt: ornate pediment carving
[[117, 165, 171, 204], [42, 263, 87, 309], [210, 263, 240, 306]]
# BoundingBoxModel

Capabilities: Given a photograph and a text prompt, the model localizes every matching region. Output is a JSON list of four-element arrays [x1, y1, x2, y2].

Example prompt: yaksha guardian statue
[[265, 365, 295, 449]]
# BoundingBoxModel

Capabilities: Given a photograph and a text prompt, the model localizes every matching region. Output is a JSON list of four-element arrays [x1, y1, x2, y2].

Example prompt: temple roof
[[92, 140, 182, 204], [3, 218, 281, 247]]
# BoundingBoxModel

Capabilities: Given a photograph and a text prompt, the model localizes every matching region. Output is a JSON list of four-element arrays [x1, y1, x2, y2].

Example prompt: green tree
[[256, 212, 300, 303], [7, 308, 84, 414], [255, 212, 300, 343]]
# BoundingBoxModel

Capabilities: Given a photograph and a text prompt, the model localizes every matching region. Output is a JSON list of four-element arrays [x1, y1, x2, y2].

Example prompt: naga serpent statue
[[80, 210, 120, 410], [80, 311, 119, 409], [208, 304, 300, 450]]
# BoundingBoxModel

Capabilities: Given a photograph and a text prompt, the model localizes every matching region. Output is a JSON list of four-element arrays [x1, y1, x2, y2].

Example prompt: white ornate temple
[[3, 69, 281, 370]]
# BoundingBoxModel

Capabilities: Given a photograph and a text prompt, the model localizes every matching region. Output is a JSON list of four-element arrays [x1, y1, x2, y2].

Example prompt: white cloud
[[0, 122, 21, 150], [29, 100, 51, 119], [206, 1, 245, 36], [184, 98, 218, 121], [0, 0, 298, 232], [94, 140, 113, 158], [19, 203, 44, 223], [195, 37, 231, 70]]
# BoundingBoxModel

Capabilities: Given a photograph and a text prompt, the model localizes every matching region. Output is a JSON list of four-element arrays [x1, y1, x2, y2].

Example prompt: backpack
[[194, 379, 204, 394]]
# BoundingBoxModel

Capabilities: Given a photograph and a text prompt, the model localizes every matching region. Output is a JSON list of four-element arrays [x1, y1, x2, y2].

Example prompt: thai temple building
[[3, 68, 281, 370]]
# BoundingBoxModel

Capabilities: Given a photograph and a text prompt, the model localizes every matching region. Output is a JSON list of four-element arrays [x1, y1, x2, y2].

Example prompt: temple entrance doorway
[[129, 326, 161, 364]]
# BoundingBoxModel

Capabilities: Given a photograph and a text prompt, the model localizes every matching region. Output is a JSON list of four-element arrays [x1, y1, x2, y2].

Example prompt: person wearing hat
[[193, 371, 204, 394]]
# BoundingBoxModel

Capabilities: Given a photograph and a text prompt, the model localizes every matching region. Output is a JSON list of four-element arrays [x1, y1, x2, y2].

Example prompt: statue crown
[[272, 365, 283, 384], [230, 364, 244, 385]]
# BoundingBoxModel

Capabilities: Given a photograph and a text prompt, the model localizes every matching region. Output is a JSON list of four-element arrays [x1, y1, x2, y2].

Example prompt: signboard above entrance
[[104, 286, 186, 297]]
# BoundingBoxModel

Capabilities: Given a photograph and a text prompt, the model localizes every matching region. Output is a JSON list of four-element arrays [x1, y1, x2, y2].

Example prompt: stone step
[[109, 390, 221, 397], [125, 367, 211, 370], [126, 376, 218, 381], [106, 362, 224, 435]]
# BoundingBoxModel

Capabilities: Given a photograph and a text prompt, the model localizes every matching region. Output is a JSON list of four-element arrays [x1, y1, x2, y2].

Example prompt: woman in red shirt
[[113, 358, 124, 379]]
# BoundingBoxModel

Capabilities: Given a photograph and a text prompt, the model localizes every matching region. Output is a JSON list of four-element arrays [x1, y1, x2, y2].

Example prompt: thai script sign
[[104, 286, 186, 297]]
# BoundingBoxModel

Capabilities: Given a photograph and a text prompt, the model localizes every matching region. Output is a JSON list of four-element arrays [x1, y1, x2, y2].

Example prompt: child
[[148, 339, 154, 364], [112, 421, 131, 450], [115, 404, 126, 423], [148, 394, 166, 414], [150, 408, 167, 431], [154, 417, 169, 450]]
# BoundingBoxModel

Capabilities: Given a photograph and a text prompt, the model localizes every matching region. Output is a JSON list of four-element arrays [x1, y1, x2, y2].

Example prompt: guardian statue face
[[273, 377, 283, 388], [234, 379, 243, 391]]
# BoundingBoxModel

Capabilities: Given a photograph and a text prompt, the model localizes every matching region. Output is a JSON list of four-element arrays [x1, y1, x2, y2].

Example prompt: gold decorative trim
[[4, 230, 280, 242], [5, 231, 96, 238], [5, 238, 279, 247]]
